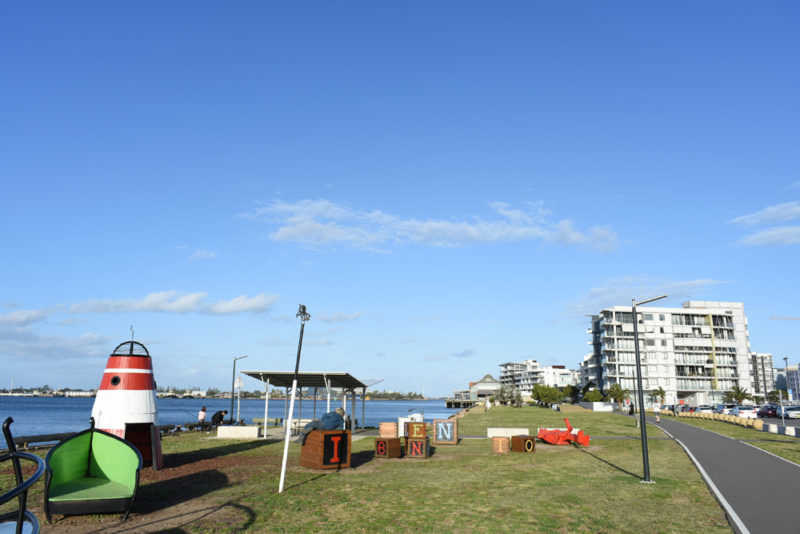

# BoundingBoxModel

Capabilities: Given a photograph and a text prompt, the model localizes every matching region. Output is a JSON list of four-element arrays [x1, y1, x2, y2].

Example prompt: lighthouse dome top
[[112, 341, 150, 357]]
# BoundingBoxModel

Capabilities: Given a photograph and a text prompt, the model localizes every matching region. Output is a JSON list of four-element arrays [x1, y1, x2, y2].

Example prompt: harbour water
[[0, 396, 461, 438]]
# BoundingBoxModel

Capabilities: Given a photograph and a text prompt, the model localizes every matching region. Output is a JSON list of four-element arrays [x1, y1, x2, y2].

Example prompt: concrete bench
[[487, 427, 529, 438], [217, 426, 262, 439]]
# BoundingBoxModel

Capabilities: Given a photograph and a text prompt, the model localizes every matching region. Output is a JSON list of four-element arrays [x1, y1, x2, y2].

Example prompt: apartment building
[[750, 352, 775, 400], [583, 301, 752, 407], [499, 360, 578, 391]]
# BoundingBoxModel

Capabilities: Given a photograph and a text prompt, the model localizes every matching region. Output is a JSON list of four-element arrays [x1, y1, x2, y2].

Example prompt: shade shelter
[[241, 371, 368, 437]]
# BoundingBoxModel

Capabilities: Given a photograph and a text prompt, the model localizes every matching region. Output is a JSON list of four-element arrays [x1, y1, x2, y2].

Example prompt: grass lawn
[[2, 406, 732, 533]]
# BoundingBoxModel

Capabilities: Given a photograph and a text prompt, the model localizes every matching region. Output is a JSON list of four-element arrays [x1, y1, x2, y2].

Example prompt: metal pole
[[785, 357, 791, 403], [633, 301, 651, 483], [279, 305, 310, 493], [230, 356, 247, 424], [632, 294, 667, 483]]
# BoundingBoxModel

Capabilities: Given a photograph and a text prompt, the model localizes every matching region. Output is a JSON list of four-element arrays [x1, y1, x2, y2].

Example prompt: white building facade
[[585, 301, 752, 407], [750, 352, 775, 401], [499, 360, 578, 391]]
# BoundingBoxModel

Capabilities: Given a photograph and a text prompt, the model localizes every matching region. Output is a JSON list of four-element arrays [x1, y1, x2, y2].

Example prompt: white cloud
[[188, 249, 217, 261], [737, 226, 800, 246], [206, 294, 280, 314], [788, 182, 800, 190], [562, 276, 727, 318], [318, 312, 363, 323], [241, 199, 619, 252], [70, 291, 207, 314], [731, 201, 800, 226], [0, 326, 110, 362], [730, 202, 800, 246], [0, 309, 52, 326], [70, 291, 279, 315]]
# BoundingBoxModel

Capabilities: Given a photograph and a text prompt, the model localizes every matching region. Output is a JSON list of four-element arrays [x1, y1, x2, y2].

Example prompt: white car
[[732, 406, 758, 419], [695, 405, 713, 414], [784, 406, 800, 419]]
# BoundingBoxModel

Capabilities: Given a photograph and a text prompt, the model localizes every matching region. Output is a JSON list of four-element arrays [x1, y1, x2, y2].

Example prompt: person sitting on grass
[[300, 407, 345, 444]]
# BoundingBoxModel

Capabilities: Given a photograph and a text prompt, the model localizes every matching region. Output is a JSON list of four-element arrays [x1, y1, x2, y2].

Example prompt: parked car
[[732, 406, 758, 419], [695, 405, 713, 414], [715, 404, 736, 415], [758, 405, 778, 418], [784, 406, 800, 419]]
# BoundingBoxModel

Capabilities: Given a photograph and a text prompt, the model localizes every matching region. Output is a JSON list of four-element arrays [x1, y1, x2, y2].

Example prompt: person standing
[[198, 406, 207, 430], [654, 404, 661, 424]]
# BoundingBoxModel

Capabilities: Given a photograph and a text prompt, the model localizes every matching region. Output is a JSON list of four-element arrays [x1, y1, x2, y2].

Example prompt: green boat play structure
[[44, 418, 142, 522]]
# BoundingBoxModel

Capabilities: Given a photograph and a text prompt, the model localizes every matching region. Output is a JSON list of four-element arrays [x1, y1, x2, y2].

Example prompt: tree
[[723, 385, 753, 404], [531, 384, 561, 406], [605, 384, 631, 411], [651, 387, 666, 407], [767, 390, 782, 403], [561, 385, 579, 404], [583, 389, 604, 402]]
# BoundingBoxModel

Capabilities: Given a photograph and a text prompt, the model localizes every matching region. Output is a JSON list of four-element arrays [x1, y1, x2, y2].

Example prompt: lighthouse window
[[111, 376, 121, 386]]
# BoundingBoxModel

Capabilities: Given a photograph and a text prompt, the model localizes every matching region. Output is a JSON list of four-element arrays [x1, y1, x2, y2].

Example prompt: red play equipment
[[536, 418, 590, 447]]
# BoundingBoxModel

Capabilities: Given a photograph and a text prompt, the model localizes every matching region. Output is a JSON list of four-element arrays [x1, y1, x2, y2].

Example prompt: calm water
[[0, 396, 460, 438]]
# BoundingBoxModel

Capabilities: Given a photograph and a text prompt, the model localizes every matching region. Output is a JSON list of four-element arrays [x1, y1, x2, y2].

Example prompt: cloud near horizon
[[731, 201, 800, 246], [70, 291, 279, 315], [562, 276, 727, 319], [241, 199, 619, 252]]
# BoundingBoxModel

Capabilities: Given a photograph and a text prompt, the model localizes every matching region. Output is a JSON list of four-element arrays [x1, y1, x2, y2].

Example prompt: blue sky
[[1, 2, 799, 396]]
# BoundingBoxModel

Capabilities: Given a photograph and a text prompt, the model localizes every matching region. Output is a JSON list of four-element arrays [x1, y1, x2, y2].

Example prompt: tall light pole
[[785, 357, 791, 403], [632, 294, 667, 484], [230, 355, 248, 423], [279, 304, 310, 493]]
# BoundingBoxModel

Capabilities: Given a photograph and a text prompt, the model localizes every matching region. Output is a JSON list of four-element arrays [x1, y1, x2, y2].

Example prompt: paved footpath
[[654, 416, 800, 534]]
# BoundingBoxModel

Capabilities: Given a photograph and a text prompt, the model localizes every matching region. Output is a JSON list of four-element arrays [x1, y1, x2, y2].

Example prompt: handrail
[[1, 417, 46, 534]]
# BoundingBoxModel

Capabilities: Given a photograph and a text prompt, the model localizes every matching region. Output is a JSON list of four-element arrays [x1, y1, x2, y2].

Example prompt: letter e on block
[[408, 422, 426, 439], [433, 419, 458, 445]]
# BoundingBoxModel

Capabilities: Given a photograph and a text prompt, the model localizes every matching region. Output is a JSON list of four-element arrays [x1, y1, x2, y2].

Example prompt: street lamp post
[[279, 304, 310, 493], [632, 294, 667, 484], [230, 355, 248, 424], [785, 357, 791, 403]]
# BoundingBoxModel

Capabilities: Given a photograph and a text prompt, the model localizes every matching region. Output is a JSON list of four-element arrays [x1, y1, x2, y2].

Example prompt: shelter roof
[[240, 371, 367, 391]]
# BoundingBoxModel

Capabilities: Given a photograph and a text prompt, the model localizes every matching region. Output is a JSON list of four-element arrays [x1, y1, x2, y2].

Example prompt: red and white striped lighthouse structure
[[91, 340, 163, 469]]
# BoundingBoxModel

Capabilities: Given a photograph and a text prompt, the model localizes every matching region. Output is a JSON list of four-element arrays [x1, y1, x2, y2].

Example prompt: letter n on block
[[433, 419, 458, 445], [407, 438, 429, 458]]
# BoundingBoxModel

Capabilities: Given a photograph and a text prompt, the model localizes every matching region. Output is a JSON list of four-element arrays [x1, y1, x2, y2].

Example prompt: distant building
[[750, 353, 775, 400], [499, 360, 578, 393], [62, 390, 95, 397], [499, 360, 541, 391], [468, 374, 502, 401], [777, 364, 800, 402], [583, 301, 752, 407], [542, 366, 579, 388]]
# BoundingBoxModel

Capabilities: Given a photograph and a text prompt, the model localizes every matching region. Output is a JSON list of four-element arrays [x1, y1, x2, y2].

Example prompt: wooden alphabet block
[[374, 437, 402, 458], [407, 422, 426, 439], [300, 430, 351, 469], [433, 419, 458, 445], [511, 435, 536, 453], [406, 437, 430, 458]]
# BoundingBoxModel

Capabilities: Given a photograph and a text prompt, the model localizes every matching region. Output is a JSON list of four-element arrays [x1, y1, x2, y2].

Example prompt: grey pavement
[[653, 416, 800, 534]]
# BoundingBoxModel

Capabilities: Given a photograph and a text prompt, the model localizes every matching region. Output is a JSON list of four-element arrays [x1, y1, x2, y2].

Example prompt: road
[[658, 417, 800, 534]]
